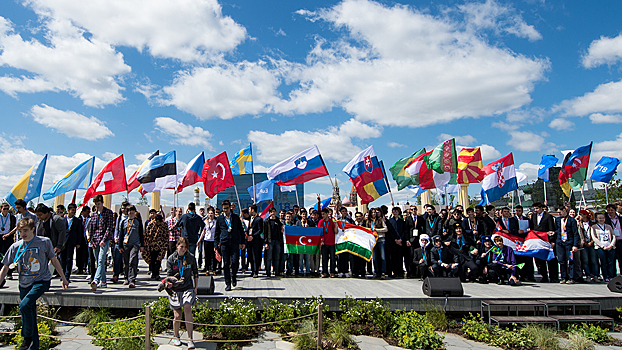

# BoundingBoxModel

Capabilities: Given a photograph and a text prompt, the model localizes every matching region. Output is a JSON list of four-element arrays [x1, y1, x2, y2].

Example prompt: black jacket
[[175, 212, 206, 244], [462, 217, 486, 241], [413, 244, 432, 266], [555, 216, 579, 247], [482, 216, 496, 236], [387, 217, 406, 241], [496, 217, 520, 236], [249, 215, 264, 238], [449, 235, 476, 262], [263, 217, 283, 243], [431, 245, 458, 266], [422, 213, 443, 237], [36, 212, 67, 251], [530, 212, 556, 232], [65, 215, 84, 247], [215, 212, 244, 246]]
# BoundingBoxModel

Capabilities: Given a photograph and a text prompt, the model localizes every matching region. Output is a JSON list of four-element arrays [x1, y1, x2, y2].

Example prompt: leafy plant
[[293, 319, 317, 350], [141, 297, 174, 334], [423, 301, 448, 331], [460, 313, 535, 349], [522, 324, 559, 350], [567, 323, 612, 344], [461, 313, 494, 343], [261, 299, 298, 334], [564, 332, 595, 350], [340, 297, 395, 336], [12, 320, 60, 350], [193, 300, 218, 334], [74, 307, 111, 326], [213, 298, 257, 340], [326, 321, 355, 349], [90, 317, 154, 350], [392, 310, 444, 350]]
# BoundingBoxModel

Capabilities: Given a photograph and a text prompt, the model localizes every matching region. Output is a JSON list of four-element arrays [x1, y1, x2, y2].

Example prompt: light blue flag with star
[[42, 156, 95, 200]]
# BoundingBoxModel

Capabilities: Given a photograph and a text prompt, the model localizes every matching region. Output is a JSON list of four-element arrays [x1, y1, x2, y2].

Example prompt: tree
[[593, 176, 622, 211], [137, 195, 148, 206], [530, 167, 567, 207]]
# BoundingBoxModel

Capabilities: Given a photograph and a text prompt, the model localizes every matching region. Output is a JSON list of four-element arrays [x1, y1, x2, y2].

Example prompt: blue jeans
[[19, 280, 50, 349], [113, 243, 123, 277], [299, 254, 311, 274], [596, 247, 616, 280], [265, 241, 281, 276], [581, 245, 599, 277], [373, 237, 386, 276], [189, 243, 197, 259], [94, 240, 110, 283]]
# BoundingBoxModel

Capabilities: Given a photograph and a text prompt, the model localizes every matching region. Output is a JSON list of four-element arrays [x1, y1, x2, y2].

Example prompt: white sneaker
[[172, 337, 181, 346], [345, 272, 352, 278], [98, 281, 107, 288], [338, 273, 344, 278], [188, 340, 195, 349]]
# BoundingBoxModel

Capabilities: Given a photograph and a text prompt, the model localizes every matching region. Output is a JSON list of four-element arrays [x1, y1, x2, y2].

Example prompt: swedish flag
[[231, 144, 253, 175]]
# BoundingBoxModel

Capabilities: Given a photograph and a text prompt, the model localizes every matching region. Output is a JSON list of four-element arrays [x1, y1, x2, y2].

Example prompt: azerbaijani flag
[[335, 223, 378, 261], [559, 143, 592, 197], [284, 226, 322, 255], [342, 146, 389, 204], [492, 230, 555, 261]]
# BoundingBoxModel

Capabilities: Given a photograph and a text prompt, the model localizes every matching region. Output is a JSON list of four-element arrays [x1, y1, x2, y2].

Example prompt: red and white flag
[[405, 151, 451, 190], [202, 151, 235, 198], [82, 155, 128, 205]]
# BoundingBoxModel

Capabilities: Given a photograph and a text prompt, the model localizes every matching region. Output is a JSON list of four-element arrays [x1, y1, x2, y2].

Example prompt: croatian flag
[[177, 152, 205, 192], [267, 145, 329, 186], [493, 230, 555, 261], [479, 153, 518, 205]]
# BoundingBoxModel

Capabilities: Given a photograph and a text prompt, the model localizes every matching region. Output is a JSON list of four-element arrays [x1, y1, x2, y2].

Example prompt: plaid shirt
[[88, 207, 114, 247], [167, 216, 181, 242]]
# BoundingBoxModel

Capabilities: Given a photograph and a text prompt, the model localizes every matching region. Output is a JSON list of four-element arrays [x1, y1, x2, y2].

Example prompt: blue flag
[[247, 179, 274, 203], [42, 157, 95, 200], [538, 155, 558, 182], [590, 156, 620, 183], [314, 198, 331, 211]]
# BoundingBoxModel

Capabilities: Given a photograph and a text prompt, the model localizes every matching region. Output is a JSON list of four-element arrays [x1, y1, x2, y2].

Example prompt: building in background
[[216, 173, 303, 212]]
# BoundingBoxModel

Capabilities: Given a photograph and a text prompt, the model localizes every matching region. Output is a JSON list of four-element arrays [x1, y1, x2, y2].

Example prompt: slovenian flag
[[267, 145, 329, 186], [342, 146, 389, 204], [493, 230, 555, 261], [479, 153, 518, 205], [284, 226, 323, 255], [177, 152, 205, 192], [335, 223, 378, 261]]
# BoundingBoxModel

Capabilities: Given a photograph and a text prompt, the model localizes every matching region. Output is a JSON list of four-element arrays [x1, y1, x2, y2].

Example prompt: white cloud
[[548, 118, 574, 131], [582, 33, 622, 68], [0, 17, 130, 106], [459, 0, 542, 41], [248, 118, 381, 163], [154, 117, 214, 150], [102, 152, 117, 161], [559, 80, 622, 117], [589, 113, 622, 124], [517, 162, 539, 182], [506, 130, 556, 152], [388, 142, 407, 148], [29, 104, 114, 140], [593, 132, 622, 161], [159, 61, 281, 120], [438, 133, 477, 146], [24, 0, 247, 62], [277, 0, 548, 127], [478, 144, 502, 161], [135, 153, 155, 162]]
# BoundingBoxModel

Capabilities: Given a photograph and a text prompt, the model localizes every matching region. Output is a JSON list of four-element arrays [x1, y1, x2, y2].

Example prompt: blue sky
[[1, 0, 622, 208]]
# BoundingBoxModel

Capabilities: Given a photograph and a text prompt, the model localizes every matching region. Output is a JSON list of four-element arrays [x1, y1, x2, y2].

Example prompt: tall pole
[[580, 184, 588, 210], [511, 191, 515, 214], [605, 183, 610, 205], [295, 186, 301, 207], [251, 143, 256, 204], [543, 181, 548, 206], [233, 185, 243, 215]]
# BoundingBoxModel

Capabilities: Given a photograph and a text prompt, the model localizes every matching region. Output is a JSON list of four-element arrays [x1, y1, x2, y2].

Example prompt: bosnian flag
[[177, 152, 205, 192], [493, 230, 555, 261], [267, 145, 329, 186], [335, 223, 378, 261], [479, 153, 518, 205]]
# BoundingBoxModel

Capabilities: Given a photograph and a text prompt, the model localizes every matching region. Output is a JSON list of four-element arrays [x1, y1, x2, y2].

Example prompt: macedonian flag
[[457, 147, 484, 184]]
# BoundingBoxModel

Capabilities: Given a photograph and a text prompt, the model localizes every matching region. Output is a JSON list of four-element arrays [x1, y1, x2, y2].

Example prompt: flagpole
[[379, 161, 394, 206], [511, 191, 515, 214], [543, 181, 548, 206], [250, 143, 256, 205], [606, 183, 609, 205], [295, 186, 301, 207], [233, 185, 243, 215], [580, 183, 587, 210]]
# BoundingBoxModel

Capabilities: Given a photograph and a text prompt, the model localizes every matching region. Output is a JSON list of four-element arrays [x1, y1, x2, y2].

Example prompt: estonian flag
[[137, 151, 177, 193]]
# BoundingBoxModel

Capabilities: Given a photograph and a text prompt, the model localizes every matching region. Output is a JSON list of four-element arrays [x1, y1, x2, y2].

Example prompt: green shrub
[[564, 332, 595, 350], [90, 317, 154, 350], [326, 321, 355, 349], [423, 302, 448, 331], [293, 319, 317, 350], [392, 310, 444, 350], [568, 323, 611, 344], [193, 300, 218, 334], [461, 313, 494, 343], [213, 298, 257, 340], [12, 320, 60, 350], [460, 313, 535, 349], [261, 299, 298, 334], [74, 307, 111, 326], [522, 324, 559, 350], [340, 297, 394, 336], [141, 297, 174, 334]]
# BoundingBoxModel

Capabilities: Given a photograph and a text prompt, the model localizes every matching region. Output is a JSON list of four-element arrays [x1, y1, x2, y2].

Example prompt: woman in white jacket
[[591, 212, 617, 282]]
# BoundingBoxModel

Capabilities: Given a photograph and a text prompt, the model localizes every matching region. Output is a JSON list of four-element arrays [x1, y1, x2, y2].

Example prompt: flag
[[248, 179, 274, 203], [267, 145, 329, 186], [177, 152, 205, 192], [389, 148, 426, 190], [127, 151, 158, 193], [561, 143, 592, 191], [335, 223, 378, 261], [230, 144, 253, 175], [260, 201, 274, 220], [82, 155, 127, 205], [591, 156, 621, 183], [137, 151, 177, 193], [437, 184, 461, 196], [342, 146, 389, 204], [493, 230, 555, 261], [407, 185, 427, 198], [314, 198, 331, 211], [5, 155, 47, 208], [538, 155, 558, 182], [203, 151, 235, 198], [406, 151, 452, 190], [457, 147, 483, 184], [284, 226, 323, 255], [42, 156, 95, 200], [424, 138, 458, 174], [280, 185, 296, 192], [479, 153, 518, 205]]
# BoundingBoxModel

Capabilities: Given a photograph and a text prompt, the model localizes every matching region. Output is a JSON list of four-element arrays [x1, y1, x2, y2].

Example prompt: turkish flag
[[82, 155, 128, 205], [202, 151, 235, 198]]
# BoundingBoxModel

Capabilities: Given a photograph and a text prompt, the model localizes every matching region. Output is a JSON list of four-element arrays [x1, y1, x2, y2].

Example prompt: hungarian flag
[[127, 150, 158, 193], [82, 155, 127, 205], [405, 151, 452, 190], [424, 138, 458, 174], [559, 143, 592, 197], [335, 223, 378, 261], [389, 148, 426, 190], [457, 147, 484, 184], [202, 151, 235, 198], [284, 226, 322, 254]]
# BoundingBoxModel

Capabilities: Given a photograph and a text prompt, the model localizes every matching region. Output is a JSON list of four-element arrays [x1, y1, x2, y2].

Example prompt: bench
[[548, 315, 615, 330], [489, 316, 559, 329]]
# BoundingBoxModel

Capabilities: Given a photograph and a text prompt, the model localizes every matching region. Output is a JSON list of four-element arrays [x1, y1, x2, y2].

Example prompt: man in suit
[[61, 203, 84, 283], [422, 205, 443, 238], [605, 204, 622, 275], [513, 205, 535, 281], [529, 202, 559, 283], [215, 200, 245, 291], [247, 205, 264, 278], [404, 207, 421, 277], [555, 205, 580, 284], [497, 207, 519, 235], [462, 207, 486, 243], [387, 207, 407, 278]]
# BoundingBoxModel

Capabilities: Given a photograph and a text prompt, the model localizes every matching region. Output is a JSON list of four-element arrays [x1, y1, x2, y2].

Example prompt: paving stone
[[275, 340, 296, 350], [441, 333, 503, 350], [353, 335, 390, 346]]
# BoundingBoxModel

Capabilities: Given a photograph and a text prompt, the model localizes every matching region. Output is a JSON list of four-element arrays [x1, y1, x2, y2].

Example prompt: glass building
[[215, 173, 304, 212]]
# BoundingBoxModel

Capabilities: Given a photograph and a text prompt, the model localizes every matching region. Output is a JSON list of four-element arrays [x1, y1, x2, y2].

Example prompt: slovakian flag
[[342, 146, 389, 204], [405, 150, 451, 190], [177, 152, 205, 192], [493, 230, 555, 261], [591, 156, 621, 183], [284, 226, 323, 255], [202, 151, 235, 198], [335, 223, 378, 261], [260, 201, 274, 220], [267, 145, 329, 186], [127, 150, 158, 193], [479, 153, 518, 205], [82, 155, 127, 205], [559, 143, 592, 197]]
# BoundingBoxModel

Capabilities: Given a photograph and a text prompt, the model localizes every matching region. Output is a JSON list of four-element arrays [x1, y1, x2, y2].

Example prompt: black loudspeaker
[[608, 276, 622, 293], [422, 277, 464, 297], [196, 276, 215, 295]]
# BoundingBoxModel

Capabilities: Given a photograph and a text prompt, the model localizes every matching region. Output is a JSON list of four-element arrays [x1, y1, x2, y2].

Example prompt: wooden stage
[[1, 260, 621, 312]]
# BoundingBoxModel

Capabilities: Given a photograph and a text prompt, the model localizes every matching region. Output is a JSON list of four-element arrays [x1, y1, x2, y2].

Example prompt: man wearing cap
[[477, 236, 494, 283], [488, 236, 520, 285], [449, 227, 479, 282], [430, 236, 459, 277]]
